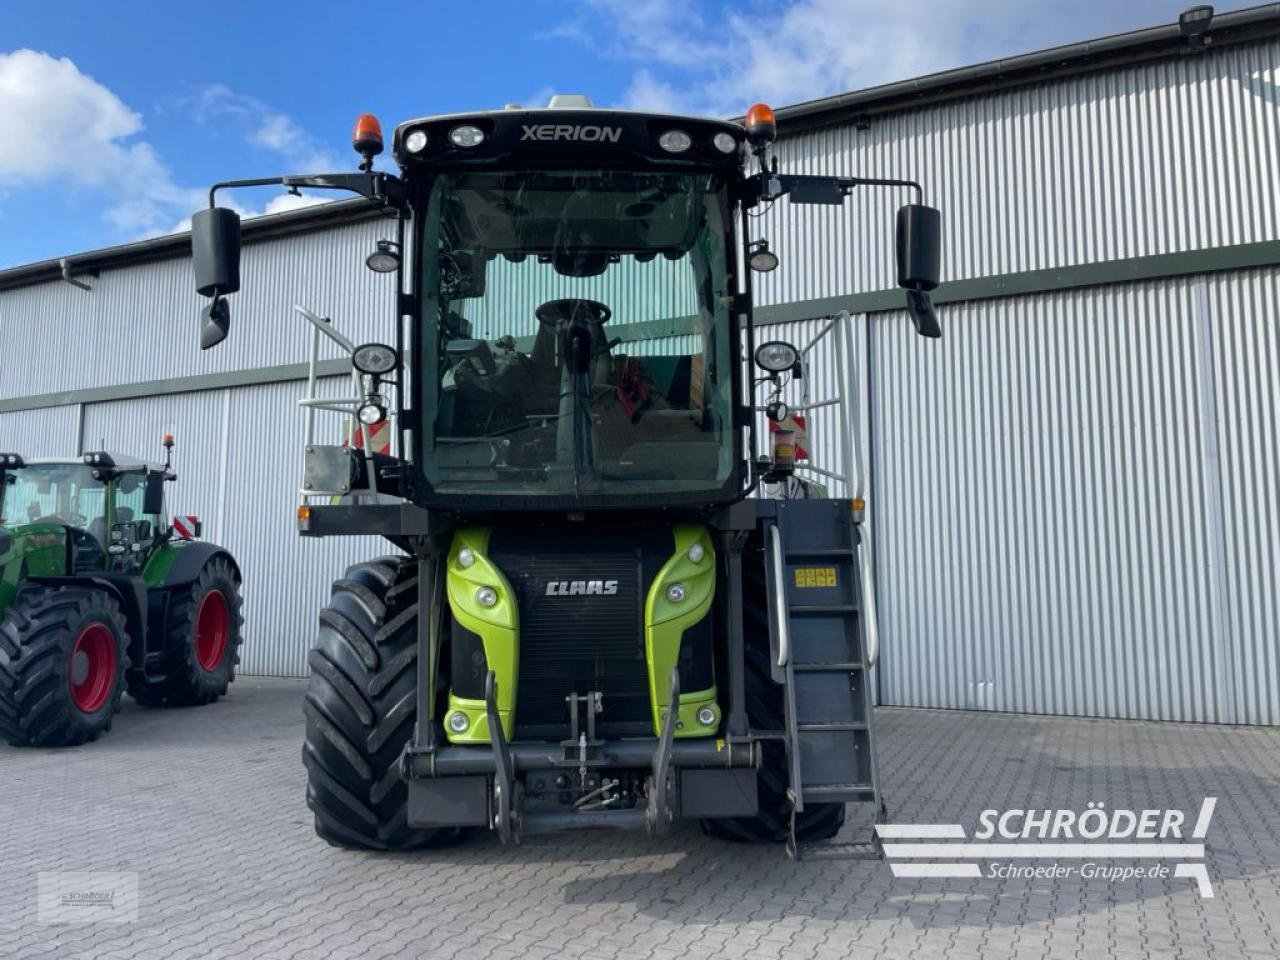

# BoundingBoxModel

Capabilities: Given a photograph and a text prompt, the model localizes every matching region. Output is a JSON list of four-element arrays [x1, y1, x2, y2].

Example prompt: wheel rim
[[69, 623, 117, 713], [195, 589, 231, 671]]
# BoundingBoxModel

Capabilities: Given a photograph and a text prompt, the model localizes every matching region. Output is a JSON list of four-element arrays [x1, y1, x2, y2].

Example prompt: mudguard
[[146, 539, 241, 589]]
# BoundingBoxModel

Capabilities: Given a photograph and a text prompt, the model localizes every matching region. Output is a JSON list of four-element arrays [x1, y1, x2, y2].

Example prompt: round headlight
[[666, 583, 687, 604], [449, 125, 485, 148], [476, 586, 498, 608], [712, 132, 737, 154], [658, 129, 692, 153], [352, 342, 398, 375], [447, 711, 470, 733], [754, 341, 799, 373], [458, 547, 476, 569], [357, 399, 387, 426], [697, 706, 717, 727], [405, 129, 428, 154]]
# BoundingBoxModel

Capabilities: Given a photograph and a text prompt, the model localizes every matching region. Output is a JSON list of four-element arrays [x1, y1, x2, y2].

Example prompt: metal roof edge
[[0, 196, 384, 293], [765, 4, 1280, 133]]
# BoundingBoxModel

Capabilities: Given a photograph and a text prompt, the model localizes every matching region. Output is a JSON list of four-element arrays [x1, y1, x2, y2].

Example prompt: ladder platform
[[789, 839, 884, 862]]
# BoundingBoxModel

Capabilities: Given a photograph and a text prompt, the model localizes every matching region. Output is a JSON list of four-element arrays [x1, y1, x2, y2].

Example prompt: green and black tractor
[[0, 440, 243, 747], [191, 94, 941, 856]]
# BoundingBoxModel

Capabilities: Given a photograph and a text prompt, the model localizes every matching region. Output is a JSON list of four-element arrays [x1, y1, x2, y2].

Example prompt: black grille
[[488, 527, 671, 738]]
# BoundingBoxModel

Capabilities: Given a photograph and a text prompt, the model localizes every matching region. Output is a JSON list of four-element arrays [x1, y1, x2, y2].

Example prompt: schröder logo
[[877, 797, 1217, 897]]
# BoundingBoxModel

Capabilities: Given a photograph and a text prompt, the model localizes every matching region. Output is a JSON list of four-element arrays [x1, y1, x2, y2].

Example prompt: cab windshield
[[419, 169, 737, 504], [0, 464, 106, 531]]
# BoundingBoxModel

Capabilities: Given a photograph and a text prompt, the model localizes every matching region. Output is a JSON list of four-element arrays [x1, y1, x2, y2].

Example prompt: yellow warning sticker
[[793, 567, 837, 588]]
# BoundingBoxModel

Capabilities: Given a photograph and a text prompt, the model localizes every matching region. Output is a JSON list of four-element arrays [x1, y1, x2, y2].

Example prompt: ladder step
[[794, 661, 863, 672], [790, 839, 883, 862], [797, 721, 867, 732], [803, 782, 876, 802], [783, 548, 852, 558], [789, 604, 858, 615]]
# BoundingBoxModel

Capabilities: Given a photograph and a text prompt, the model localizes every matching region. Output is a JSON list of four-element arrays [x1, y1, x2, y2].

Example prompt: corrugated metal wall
[[0, 405, 81, 457], [752, 38, 1280, 304], [867, 267, 1278, 725], [0, 217, 396, 401]]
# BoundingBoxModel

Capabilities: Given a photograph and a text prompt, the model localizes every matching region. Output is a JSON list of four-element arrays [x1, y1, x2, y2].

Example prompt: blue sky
[[0, 0, 1257, 267]]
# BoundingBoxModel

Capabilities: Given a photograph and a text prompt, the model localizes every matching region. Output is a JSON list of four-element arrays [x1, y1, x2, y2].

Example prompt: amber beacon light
[[744, 102, 777, 147]]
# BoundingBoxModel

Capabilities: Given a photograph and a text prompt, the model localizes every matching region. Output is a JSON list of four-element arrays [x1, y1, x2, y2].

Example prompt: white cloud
[[566, 0, 1196, 117], [0, 50, 339, 247], [0, 49, 204, 235], [195, 85, 342, 172]]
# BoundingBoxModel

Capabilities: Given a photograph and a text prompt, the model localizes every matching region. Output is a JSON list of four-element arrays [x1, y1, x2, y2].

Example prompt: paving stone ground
[[1, 677, 1277, 960]]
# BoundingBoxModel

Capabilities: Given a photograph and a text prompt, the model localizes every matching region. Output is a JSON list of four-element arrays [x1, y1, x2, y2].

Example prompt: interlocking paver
[[1, 678, 1278, 960]]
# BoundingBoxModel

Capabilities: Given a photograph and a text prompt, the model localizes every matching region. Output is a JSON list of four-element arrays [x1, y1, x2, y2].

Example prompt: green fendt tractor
[[0, 440, 243, 747], [191, 95, 941, 856]]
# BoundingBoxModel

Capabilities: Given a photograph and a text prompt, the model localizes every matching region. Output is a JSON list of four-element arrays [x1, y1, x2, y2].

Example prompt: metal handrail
[[769, 524, 791, 668]]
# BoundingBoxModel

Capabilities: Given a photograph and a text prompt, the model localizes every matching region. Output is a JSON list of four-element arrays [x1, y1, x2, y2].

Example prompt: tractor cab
[[1, 452, 170, 574]]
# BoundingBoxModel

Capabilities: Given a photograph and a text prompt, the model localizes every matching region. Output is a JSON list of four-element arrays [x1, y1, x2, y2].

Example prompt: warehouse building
[[1, 7, 1275, 723]]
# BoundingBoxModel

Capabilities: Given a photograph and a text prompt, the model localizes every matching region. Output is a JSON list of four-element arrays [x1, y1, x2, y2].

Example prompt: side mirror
[[192, 207, 241, 296], [200, 297, 231, 350], [896, 204, 942, 339], [192, 206, 241, 350], [143, 472, 165, 515]]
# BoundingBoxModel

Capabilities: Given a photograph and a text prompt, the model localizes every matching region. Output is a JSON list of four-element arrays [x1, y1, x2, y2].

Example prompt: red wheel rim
[[69, 623, 117, 713], [195, 589, 231, 672]]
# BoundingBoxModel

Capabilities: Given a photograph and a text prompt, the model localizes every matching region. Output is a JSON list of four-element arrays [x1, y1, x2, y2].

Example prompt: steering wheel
[[535, 299, 612, 327]]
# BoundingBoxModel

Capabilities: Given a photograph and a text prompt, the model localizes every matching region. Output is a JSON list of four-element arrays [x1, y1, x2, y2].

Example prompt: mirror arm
[[208, 172, 407, 210], [835, 176, 924, 204], [743, 172, 924, 207]]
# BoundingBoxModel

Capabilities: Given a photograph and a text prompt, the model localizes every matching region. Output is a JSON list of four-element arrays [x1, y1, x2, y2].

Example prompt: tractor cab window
[[419, 169, 737, 505], [0, 464, 108, 542]]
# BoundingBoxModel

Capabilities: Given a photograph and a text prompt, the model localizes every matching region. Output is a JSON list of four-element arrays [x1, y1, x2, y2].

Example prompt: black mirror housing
[[143, 472, 166, 515], [895, 204, 941, 291], [192, 207, 242, 297], [200, 297, 231, 350]]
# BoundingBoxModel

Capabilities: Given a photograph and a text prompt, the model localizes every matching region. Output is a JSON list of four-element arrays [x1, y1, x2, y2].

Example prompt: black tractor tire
[[303, 555, 466, 851], [700, 573, 845, 843], [0, 585, 130, 747], [127, 556, 243, 707]]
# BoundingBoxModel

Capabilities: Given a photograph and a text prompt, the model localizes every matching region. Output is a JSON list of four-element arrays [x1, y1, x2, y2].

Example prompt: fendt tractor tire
[[0, 586, 130, 747], [303, 556, 465, 851], [127, 557, 244, 707], [701, 595, 845, 843]]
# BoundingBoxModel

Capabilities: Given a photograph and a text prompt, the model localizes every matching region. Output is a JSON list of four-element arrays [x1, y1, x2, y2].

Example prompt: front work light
[[352, 342, 398, 375], [357, 398, 388, 426], [712, 132, 738, 154], [404, 129, 428, 154], [748, 239, 779, 273], [658, 129, 692, 153], [754, 340, 798, 373], [365, 240, 401, 274], [449, 125, 485, 148]]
